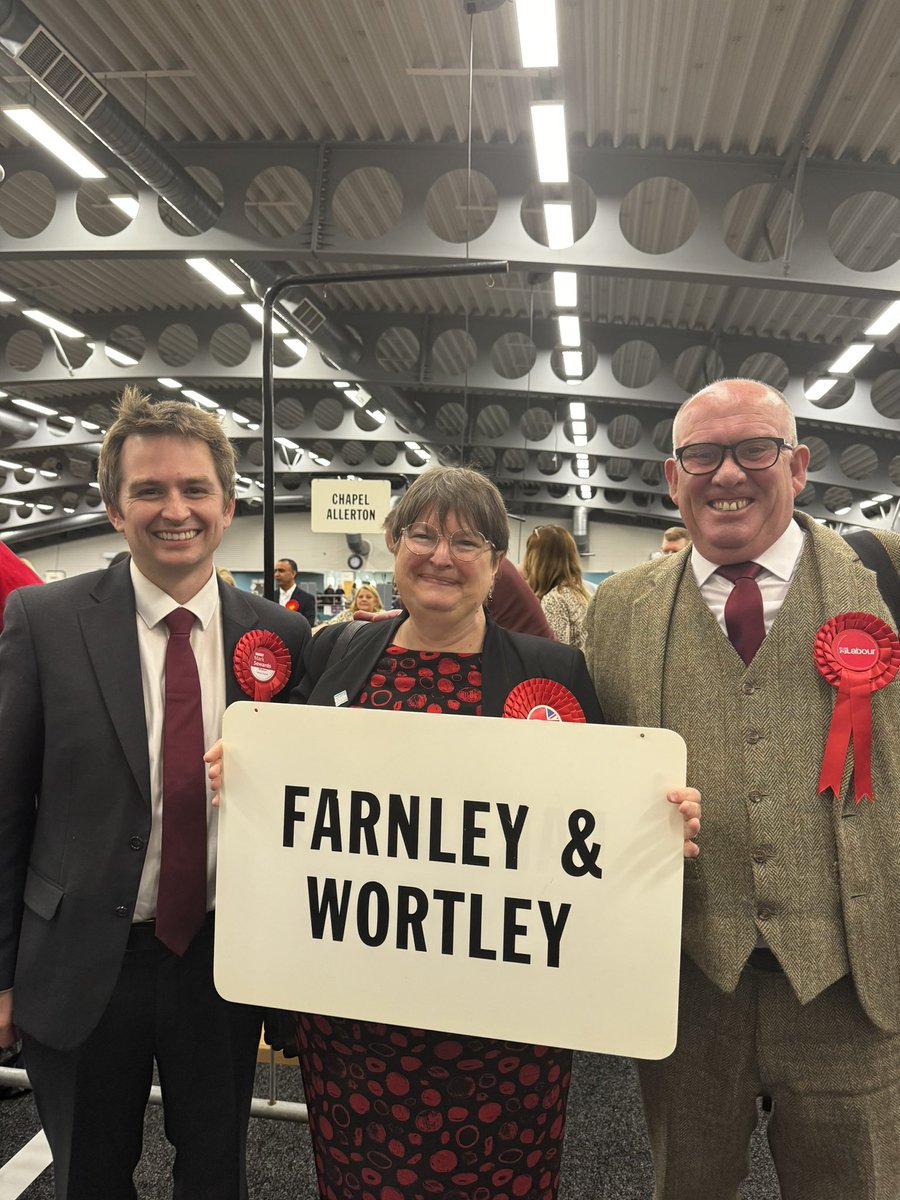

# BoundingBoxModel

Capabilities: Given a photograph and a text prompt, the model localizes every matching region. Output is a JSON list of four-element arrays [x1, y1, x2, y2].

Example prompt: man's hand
[[353, 608, 401, 622], [668, 788, 701, 858], [0, 988, 17, 1051], [204, 739, 224, 804]]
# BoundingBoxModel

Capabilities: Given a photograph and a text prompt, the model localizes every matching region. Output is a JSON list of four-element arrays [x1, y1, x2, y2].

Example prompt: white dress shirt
[[131, 562, 225, 921], [691, 519, 806, 636]]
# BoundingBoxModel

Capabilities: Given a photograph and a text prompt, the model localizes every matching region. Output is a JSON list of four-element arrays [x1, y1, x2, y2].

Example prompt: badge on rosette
[[233, 630, 292, 702], [503, 678, 585, 723], [815, 612, 900, 803]]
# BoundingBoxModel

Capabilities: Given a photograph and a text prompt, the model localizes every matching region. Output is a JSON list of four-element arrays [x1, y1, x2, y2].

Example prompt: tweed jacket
[[0, 561, 309, 1049], [584, 513, 900, 1032]]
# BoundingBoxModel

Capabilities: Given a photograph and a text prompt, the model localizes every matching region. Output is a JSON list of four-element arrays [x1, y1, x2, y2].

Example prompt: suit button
[[746, 730, 762, 744], [757, 904, 773, 921], [129, 836, 144, 851], [748, 790, 763, 804], [114, 905, 129, 918], [741, 682, 756, 695], [752, 845, 774, 864]]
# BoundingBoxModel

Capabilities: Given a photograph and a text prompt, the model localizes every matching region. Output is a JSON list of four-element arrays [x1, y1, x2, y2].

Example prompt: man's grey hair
[[672, 378, 799, 450]]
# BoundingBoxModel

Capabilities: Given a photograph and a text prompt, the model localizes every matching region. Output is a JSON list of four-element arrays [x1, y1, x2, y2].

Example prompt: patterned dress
[[296, 646, 572, 1200]]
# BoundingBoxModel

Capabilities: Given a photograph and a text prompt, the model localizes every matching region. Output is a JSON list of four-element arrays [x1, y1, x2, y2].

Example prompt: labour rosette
[[233, 630, 292, 702], [503, 678, 585, 723], [285, 598, 300, 611], [814, 611, 900, 803]]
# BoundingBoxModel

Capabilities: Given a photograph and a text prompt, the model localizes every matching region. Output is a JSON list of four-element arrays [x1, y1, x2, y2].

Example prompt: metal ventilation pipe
[[0, 0, 423, 427], [0, 410, 37, 437], [572, 506, 590, 556]]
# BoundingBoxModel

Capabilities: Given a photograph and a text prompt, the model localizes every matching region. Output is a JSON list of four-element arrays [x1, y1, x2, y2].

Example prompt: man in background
[[584, 378, 900, 1199], [0, 387, 309, 1199], [660, 525, 689, 555], [274, 556, 316, 625]]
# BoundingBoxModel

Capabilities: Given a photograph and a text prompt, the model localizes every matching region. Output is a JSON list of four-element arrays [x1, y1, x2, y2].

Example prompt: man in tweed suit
[[585, 378, 900, 1200]]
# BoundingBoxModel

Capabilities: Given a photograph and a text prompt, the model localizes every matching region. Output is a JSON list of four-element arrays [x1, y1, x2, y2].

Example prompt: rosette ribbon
[[232, 630, 292, 702], [814, 612, 900, 803], [285, 599, 300, 612], [502, 678, 585, 723]]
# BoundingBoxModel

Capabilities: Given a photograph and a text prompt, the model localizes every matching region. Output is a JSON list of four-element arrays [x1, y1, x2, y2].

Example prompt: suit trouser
[[636, 952, 900, 1200], [22, 916, 262, 1200]]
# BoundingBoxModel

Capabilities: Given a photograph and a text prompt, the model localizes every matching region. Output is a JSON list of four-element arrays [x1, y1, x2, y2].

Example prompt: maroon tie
[[716, 562, 765, 666], [156, 608, 208, 956]]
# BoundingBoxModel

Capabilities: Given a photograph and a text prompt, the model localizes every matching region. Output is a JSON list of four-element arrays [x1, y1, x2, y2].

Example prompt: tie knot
[[164, 607, 195, 637], [716, 561, 762, 584]]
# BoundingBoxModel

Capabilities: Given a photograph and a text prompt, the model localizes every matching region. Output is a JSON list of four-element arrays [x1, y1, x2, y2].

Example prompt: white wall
[[22, 511, 665, 582]]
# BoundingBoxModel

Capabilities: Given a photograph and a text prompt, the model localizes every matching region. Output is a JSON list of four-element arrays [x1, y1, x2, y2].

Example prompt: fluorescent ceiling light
[[514, 0, 559, 68], [309, 452, 331, 466], [404, 441, 422, 450], [369, 408, 386, 424], [157, 377, 182, 389], [804, 378, 837, 401], [0, 457, 22, 470], [63, 506, 75, 514], [558, 314, 581, 347], [240, 303, 287, 335], [569, 402, 586, 420], [82, 420, 101, 432], [578, 484, 592, 500], [530, 102, 569, 183], [109, 194, 139, 219], [864, 300, 900, 339], [834, 505, 852, 515], [105, 345, 139, 366], [333, 381, 351, 389], [0, 289, 15, 303], [231, 411, 251, 426], [553, 271, 577, 307], [3, 106, 106, 179], [181, 389, 218, 409], [544, 203, 574, 249], [22, 309, 85, 339], [0, 497, 22, 506], [872, 494, 893, 503], [562, 349, 583, 376], [284, 337, 307, 359], [185, 258, 244, 296], [829, 342, 874, 374], [570, 419, 587, 436], [347, 388, 370, 408], [572, 434, 587, 446], [11, 397, 58, 416]]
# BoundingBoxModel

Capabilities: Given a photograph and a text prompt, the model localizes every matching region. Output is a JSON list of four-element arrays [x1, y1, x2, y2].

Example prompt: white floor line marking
[[0, 1129, 52, 1199]]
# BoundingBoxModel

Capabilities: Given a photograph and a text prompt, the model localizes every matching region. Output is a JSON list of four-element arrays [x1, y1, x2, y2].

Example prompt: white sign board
[[215, 704, 686, 1058], [310, 478, 391, 532]]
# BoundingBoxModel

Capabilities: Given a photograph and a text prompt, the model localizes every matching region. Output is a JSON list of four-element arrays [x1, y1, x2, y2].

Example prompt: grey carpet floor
[[1, 1052, 781, 1198]]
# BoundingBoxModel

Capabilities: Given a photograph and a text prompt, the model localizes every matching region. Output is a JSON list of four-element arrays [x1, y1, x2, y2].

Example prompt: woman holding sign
[[209, 465, 700, 1200]]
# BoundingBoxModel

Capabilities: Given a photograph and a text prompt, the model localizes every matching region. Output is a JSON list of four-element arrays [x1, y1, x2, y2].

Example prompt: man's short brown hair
[[97, 386, 236, 509]]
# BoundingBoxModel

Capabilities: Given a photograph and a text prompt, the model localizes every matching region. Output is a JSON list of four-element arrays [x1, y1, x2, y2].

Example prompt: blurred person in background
[[522, 524, 590, 649], [312, 581, 382, 633]]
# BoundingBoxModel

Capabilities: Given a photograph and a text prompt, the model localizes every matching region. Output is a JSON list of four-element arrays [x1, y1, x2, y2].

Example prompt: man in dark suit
[[0, 386, 309, 1199], [585, 379, 900, 1199], [274, 556, 316, 625]]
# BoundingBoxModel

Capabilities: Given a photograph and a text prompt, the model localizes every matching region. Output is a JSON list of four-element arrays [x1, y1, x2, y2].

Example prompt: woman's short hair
[[522, 524, 588, 601], [97, 385, 236, 509], [349, 584, 383, 614], [384, 465, 509, 556]]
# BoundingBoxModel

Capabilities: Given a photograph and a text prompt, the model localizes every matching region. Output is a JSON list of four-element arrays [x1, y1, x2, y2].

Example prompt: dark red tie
[[716, 562, 765, 666], [156, 608, 207, 956]]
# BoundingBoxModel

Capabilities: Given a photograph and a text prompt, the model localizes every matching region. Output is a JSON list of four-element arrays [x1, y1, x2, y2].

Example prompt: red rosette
[[502, 678, 585, 723], [814, 611, 900, 803], [285, 598, 300, 612], [232, 629, 292, 702]]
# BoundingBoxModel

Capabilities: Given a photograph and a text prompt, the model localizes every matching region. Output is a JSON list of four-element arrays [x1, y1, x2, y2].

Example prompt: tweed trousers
[[636, 954, 900, 1200]]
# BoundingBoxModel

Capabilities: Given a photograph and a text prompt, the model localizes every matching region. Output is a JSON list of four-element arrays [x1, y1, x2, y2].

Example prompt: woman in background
[[522, 525, 590, 649], [311, 581, 383, 633]]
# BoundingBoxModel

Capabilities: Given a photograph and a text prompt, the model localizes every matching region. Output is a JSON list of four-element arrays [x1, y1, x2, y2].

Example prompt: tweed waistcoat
[[662, 550, 850, 1001]]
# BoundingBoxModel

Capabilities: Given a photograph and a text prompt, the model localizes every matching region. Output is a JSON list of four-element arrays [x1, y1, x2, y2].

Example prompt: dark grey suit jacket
[[0, 560, 308, 1050]]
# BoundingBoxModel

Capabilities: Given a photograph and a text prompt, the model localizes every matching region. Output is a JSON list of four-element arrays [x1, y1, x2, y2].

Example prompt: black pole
[[260, 259, 508, 603]]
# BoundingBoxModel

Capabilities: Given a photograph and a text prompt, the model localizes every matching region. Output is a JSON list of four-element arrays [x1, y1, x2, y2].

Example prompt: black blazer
[[293, 611, 603, 721], [284, 584, 316, 626], [0, 560, 309, 1050]]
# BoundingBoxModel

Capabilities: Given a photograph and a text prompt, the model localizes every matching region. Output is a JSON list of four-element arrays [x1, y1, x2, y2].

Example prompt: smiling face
[[389, 508, 501, 625], [664, 381, 809, 564], [105, 434, 234, 601]]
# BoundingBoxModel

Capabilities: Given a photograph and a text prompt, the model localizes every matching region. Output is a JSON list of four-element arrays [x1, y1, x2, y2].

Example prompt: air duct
[[572, 506, 590, 555]]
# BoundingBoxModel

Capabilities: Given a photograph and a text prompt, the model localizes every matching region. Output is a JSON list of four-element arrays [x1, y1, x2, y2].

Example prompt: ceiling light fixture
[[530, 102, 569, 183], [240, 303, 287, 335], [829, 343, 874, 374], [157, 377, 183, 389], [514, 0, 559, 68], [22, 309, 85, 339], [558, 314, 581, 347], [562, 349, 583, 377], [284, 337, 308, 359], [804, 378, 837, 401], [105, 345, 139, 366], [333, 381, 351, 390], [543, 202, 574, 249], [864, 300, 900, 339], [368, 408, 386, 424], [553, 272, 577, 308], [569, 402, 586, 420], [3, 105, 106, 179], [185, 257, 245, 296], [11, 397, 58, 416], [109, 194, 139, 219], [0, 457, 22, 470], [578, 484, 592, 500], [0, 289, 15, 303], [181, 389, 218, 409]]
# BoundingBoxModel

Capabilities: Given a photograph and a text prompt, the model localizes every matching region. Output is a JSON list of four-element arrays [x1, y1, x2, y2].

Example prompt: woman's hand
[[668, 787, 701, 859], [204, 739, 224, 806]]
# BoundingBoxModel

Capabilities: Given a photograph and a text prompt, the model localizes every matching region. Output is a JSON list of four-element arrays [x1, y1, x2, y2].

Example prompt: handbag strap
[[843, 530, 900, 629]]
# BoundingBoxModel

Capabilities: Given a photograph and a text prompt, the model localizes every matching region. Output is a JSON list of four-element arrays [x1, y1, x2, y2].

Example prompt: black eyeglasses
[[674, 437, 794, 476]]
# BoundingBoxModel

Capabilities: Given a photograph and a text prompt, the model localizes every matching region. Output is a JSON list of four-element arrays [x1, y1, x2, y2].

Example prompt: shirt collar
[[130, 559, 220, 631], [690, 517, 805, 587]]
